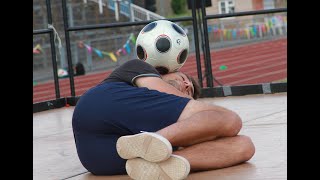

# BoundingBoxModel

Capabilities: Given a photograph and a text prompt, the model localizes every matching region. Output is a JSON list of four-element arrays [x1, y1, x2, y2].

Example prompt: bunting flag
[[116, 49, 121, 56], [223, 29, 227, 38], [120, 48, 127, 55], [245, 29, 250, 38], [34, 44, 42, 51], [228, 30, 232, 39], [78, 41, 84, 48], [207, 26, 213, 33], [124, 43, 131, 54], [77, 33, 136, 63], [207, 14, 286, 40], [130, 34, 136, 44], [250, 27, 255, 37], [271, 17, 276, 25], [264, 23, 268, 32], [93, 48, 103, 58], [84, 44, 92, 54], [262, 24, 267, 33], [102, 51, 117, 62], [109, 53, 117, 62], [33, 49, 40, 54], [33, 44, 42, 54], [253, 26, 257, 35], [226, 30, 230, 40], [232, 29, 237, 39]]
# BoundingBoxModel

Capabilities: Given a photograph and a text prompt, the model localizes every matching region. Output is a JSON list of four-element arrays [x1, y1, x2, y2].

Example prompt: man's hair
[[185, 74, 201, 99]]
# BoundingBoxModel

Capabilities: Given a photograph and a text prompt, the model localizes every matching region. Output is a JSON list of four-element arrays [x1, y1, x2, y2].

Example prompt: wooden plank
[[67, 124, 287, 180], [33, 93, 287, 180], [33, 107, 75, 139]]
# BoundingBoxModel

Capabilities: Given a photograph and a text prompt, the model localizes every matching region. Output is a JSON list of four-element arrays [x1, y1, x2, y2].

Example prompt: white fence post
[[146, 12, 150, 20], [130, 4, 134, 22]]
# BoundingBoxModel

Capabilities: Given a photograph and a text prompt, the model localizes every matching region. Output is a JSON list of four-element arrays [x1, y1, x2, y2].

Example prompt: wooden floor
[[33, 93, 287, 180]]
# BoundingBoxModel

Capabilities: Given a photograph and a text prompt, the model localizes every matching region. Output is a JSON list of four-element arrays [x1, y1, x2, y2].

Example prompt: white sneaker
[[116, 132, 172, 162], [126, 155, 190, 180]]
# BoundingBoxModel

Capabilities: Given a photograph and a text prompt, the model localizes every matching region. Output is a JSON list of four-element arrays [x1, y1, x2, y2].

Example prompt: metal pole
[[191, 0, 203, 87], [200, 0, 214, 87], [61, 0, 76, 96], [45, 0, 60, 98]]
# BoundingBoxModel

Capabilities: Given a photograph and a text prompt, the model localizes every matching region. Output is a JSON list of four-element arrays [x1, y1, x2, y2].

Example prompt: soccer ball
[[135, 20, 189, 74]]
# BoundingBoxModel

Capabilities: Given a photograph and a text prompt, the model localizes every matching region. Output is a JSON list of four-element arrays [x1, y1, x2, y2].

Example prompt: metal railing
[[33, 0, 61, 100], [33, 0, 287, 113], [106, 0, 164, 21], [200, 5, 287, 87]]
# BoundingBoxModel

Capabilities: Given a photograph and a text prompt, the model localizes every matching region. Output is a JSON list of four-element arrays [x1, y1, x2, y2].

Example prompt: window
[[263, 0, 275, 9], [219, 0, 235, 14]]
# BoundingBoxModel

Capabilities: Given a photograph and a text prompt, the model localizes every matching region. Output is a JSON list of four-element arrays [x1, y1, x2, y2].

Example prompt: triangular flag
[[268, 20, 272, 27], [102, 51, 117, 62], [84, 44, 92, 54], [78, 41, 84, 48], [124, 43, 131, 54], [232, 29, 237, 39], [262, 24, 266, 33], [272, 17, 276, 25], [249, 27, 254, 36], [109, 53, 117, 62], [130, 34, 136, 44], [116, 49, 121, 56], [223, 29, 227, 37], [34, 44, 42, 51], [121, 48, 127, 55], [33, 49, 40, 54], [228, 30, 232, 39], [253, 26, 257, 36], [93, 48, 103, 58], [245, 29, 250, 38], [101, 51, 110, 56]]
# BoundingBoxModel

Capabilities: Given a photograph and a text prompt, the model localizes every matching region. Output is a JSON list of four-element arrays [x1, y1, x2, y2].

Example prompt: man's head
[[161, 72, 201, 99]]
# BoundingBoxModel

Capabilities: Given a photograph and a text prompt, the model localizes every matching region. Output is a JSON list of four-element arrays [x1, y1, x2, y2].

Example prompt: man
[[72, 59, 255, 179]]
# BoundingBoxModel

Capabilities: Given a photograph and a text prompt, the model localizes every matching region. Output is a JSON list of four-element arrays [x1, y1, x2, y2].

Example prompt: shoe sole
[[116, 132, 172, 162], [126, 155, 190, 180]]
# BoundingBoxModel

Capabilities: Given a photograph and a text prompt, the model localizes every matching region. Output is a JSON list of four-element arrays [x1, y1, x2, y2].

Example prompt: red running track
[[33, 38, 287, 103]]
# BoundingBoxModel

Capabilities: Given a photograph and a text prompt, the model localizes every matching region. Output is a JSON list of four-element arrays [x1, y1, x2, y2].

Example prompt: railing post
[[61, 0, 76, 97], [200, 0, 214, 87], [191, 0, 203, 87], [45, 0, 61, 99], [146, 12, 150, 20], [129, 1, 135, 22]]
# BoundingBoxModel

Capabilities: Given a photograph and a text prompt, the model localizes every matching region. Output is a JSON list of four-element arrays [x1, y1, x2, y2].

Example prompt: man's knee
[[178, 100, 242, 137], [237, 135, 255, 161], [223, 112, 242, 137]]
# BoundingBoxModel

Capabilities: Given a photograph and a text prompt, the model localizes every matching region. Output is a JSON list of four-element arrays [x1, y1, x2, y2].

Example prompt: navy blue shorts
[[72, 82, 190, 175]]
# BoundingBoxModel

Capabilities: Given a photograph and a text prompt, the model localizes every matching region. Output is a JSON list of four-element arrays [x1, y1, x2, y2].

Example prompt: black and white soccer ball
[[135, 20, 189, 74]]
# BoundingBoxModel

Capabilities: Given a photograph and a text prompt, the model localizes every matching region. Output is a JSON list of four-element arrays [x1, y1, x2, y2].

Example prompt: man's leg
[[156, 100, 255, 171], [157, 100, 243, 147], [173, 135, 255, 171]]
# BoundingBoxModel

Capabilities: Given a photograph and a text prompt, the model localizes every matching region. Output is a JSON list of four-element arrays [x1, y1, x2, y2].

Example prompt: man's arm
[[135, 76, 193, 99]]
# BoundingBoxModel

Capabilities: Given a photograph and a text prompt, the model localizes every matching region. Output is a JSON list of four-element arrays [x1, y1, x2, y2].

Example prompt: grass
[[166, 11, 193, 26], [273, 78, 287, 83]]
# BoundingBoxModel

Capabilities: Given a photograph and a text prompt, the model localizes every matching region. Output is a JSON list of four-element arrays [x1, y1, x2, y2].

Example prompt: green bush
[[171, 0, 187, 15]]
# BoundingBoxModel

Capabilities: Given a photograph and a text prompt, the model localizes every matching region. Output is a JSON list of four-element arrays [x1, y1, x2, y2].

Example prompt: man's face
[[162, 72, 194, 98]]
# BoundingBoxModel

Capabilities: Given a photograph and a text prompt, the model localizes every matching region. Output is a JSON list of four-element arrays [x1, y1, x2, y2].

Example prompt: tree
[[145, 0, 157, 12], [171, 0, 186, 15]]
